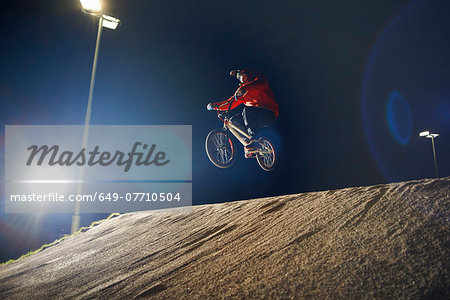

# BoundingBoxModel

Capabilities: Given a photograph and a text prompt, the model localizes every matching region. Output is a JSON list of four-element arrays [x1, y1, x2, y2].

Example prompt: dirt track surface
[[1, 177, 449, 299]]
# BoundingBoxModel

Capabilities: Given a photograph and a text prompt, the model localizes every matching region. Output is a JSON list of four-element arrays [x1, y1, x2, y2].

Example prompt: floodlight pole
[[85, 16, 103, 130], [430, 135, 439, 178], [71, 16, 104, 234], [72, 2, 120, 234]]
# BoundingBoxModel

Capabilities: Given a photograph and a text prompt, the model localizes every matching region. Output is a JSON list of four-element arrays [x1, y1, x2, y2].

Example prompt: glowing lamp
[[80, 0, 102, 12], [102, 15, 120, 30]]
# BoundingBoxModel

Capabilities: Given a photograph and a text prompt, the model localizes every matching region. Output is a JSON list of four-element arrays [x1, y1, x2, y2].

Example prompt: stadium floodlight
[[419, 131, 430, 137], [80, 0, 102, 14], [419, 130, 440, 178], [102, 15, 120, 30]]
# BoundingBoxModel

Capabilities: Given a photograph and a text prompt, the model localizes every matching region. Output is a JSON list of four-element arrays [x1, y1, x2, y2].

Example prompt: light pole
[[71, 0, 121, 234], [419, 131, 440, 178]]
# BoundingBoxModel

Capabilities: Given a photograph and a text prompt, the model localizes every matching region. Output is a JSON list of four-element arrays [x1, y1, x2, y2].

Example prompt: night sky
[[1, 0, 449, 262]]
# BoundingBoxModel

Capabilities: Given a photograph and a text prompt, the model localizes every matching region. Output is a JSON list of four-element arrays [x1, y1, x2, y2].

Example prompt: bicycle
[[205, 103, 277, 171]]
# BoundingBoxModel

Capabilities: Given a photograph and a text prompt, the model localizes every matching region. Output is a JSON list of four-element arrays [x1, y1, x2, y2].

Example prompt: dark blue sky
[[1, 0, 449, 262]]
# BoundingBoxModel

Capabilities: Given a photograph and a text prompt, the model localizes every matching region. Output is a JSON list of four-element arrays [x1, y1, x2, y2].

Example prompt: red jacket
[[213, 76, 279, 118]]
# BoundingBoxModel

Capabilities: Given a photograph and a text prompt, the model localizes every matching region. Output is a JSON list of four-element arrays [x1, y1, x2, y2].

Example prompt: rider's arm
[[212, 85, 247, 111], [212, 96, 242, 111]]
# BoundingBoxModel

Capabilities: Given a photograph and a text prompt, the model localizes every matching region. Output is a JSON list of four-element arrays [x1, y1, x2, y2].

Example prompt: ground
[[0, 177, 449, 299]]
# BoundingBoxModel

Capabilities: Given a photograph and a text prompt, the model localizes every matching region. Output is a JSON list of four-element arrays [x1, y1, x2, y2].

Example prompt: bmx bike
[[205, 109, 277, 171]]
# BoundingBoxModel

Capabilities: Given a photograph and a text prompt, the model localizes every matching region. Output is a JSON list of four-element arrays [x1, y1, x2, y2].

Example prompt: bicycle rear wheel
[[205, 129, 236, 168], [256, 137, 276, 171]]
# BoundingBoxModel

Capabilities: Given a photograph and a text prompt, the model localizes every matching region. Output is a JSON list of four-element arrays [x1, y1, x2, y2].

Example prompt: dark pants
[[230, 106, 276, 137]]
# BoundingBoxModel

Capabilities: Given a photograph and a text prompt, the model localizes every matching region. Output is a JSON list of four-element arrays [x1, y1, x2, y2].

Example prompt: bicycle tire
[[205, 129, 236, 168], [256, 137, 276, 171]]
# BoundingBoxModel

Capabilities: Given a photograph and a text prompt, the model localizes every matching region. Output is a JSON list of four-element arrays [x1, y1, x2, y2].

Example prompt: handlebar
[[210, 85, 242, 122]]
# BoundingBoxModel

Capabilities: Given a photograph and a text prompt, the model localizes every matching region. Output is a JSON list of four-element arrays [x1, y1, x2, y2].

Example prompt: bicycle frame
[[224, 117, 251, 146], [218, 113, 272, 155]]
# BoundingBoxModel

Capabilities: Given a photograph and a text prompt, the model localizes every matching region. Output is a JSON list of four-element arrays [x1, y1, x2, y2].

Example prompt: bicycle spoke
[[213, 134, 222, 147], [217, 148, 226, 163], [210, 132, 232, 164], [259, 140, 274, 167]]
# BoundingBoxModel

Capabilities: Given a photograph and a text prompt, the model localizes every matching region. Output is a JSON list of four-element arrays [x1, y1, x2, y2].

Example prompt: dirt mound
[[1, 177, 449, 299]]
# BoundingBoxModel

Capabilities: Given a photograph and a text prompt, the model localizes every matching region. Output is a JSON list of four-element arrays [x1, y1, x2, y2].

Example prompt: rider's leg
[[242, 107, 276, 141], [229, 111, 253, 144], [229, 112, 246, 132], [242, 107, 255, 137]]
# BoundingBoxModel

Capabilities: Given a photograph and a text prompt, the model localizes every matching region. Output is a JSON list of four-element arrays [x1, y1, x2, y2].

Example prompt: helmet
[[229, 69, 253, 82]]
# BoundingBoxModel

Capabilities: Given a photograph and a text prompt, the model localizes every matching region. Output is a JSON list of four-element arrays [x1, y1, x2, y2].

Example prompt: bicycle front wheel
[[205, 129, 236, 168]]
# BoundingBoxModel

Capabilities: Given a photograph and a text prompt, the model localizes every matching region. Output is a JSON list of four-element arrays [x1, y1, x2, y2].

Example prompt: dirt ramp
[[0, 177, 449, 299]]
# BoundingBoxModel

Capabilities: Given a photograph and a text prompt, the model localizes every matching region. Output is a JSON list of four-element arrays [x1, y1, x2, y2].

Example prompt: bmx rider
[[207, 69, 279, 156]]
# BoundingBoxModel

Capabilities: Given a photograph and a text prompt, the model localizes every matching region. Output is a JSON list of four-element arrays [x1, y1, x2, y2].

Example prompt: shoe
[[244, 149, 256, 158], [245, 140, 259, 152]]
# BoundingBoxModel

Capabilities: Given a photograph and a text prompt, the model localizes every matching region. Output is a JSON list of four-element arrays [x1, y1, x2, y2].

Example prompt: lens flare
[[386, 90, 412, 146]]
